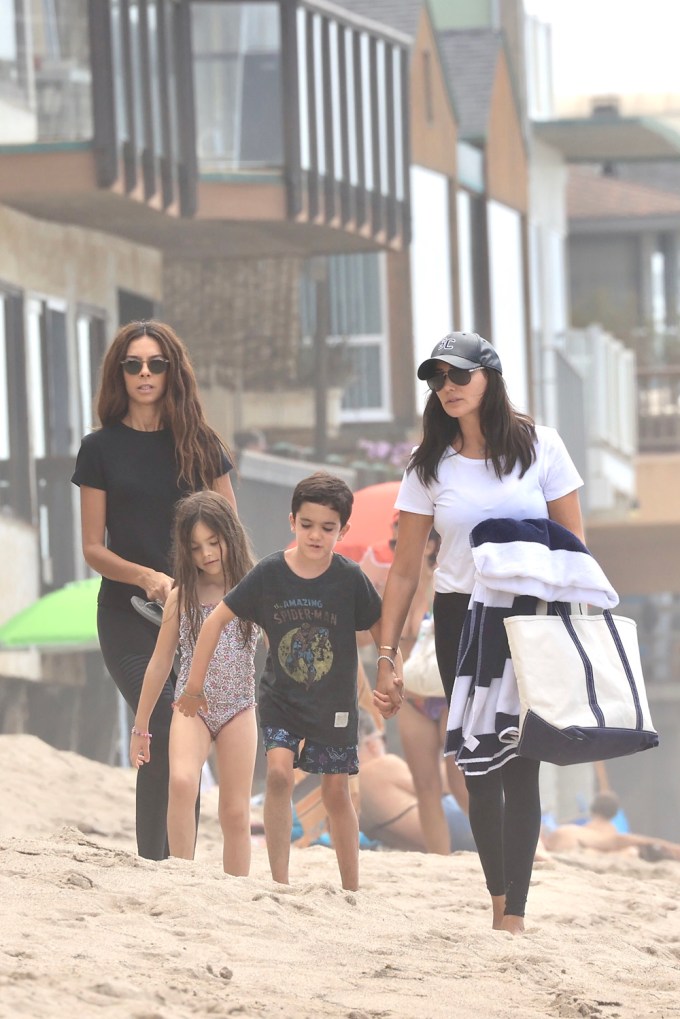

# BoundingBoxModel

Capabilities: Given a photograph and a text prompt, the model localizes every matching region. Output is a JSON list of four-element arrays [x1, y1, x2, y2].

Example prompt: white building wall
[[410, 165, 454, 412], [487, 200, 529, 412], [456, 190, 475, 332], [528, 139, 569, 427]]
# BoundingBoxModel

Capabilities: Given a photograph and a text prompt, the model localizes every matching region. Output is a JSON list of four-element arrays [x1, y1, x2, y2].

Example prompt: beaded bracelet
[[181, 690, 205, 699], [131, 727, 152, 739], [376, 654, 396, 669]]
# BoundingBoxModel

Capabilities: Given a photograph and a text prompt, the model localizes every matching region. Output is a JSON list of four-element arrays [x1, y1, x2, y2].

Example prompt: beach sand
[[1, 733, 679, 1019]]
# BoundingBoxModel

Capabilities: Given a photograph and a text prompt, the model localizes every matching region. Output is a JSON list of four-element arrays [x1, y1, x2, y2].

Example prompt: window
[[76, 309, 107, 435], [0, 285, 31, 520], [192, 1, 282, 171], [300, 253, 391, 422], [27, 296, 77, 590]]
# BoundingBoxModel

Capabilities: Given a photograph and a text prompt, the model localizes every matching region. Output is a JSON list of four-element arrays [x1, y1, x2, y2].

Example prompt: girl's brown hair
[[171, 491, 255, 647], [96, 320, 233, 490]]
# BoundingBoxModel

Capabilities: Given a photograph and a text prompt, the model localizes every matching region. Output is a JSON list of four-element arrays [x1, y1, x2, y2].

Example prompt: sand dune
[[1, 734, 679, 1019]]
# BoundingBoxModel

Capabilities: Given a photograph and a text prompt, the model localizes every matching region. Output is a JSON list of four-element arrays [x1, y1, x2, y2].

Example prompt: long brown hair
[[409, 369, 537, 483], [95, 320, 233, 489], [171, 491, 255, 648]]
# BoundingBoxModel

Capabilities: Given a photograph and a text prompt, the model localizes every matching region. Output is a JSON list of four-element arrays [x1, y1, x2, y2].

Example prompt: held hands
[[374, 653, 405, 719], [129, 726, 152, 769], [173, 689, 208, 718]]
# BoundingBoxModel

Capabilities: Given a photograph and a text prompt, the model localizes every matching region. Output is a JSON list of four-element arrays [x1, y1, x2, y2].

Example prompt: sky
[[526, 0, 680, 109]]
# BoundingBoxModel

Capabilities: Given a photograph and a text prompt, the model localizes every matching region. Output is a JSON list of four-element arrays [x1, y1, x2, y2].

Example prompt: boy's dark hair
[[290, 471, 354, 527]]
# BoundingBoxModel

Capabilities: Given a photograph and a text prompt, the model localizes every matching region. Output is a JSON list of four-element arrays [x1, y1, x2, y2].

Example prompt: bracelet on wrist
[[181, 689, 205, 699], [131, 727, 152, 739], [379, 644, 398, 653], [376, 654, 396, 669]]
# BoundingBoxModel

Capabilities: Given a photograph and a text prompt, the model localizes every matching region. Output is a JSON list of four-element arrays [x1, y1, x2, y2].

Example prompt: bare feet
[[491, 894, 506, 930], [500, 914, 525, 935]]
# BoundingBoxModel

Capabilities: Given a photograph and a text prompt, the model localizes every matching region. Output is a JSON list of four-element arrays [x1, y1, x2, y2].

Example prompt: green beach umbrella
[[0, 577, 101, 652]]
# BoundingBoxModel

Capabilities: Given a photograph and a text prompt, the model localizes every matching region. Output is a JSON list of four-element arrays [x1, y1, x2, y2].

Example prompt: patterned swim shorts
[[262, 726, 359, 775]]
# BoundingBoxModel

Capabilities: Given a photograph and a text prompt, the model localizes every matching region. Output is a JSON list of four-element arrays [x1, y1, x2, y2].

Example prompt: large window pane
[[0, 0, 92, 143], [192, 1, 282, 172]]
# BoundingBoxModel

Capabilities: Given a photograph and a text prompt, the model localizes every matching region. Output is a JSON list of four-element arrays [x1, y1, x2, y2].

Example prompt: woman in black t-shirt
[[72, 320, 235, 860]]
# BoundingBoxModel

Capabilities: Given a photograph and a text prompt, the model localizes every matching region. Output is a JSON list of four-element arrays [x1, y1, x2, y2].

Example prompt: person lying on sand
[[543, 792, 680, 861], [357, 710, 475, 853]]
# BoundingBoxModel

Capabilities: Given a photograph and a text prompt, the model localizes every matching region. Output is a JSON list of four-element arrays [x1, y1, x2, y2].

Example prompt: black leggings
[[433, 590, 541, 917], [98, 604, 178, 861], [465, 757, 541, 916]]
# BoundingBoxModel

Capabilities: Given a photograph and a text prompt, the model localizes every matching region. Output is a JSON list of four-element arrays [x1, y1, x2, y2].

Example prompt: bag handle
[[553, 603, 644, 731]]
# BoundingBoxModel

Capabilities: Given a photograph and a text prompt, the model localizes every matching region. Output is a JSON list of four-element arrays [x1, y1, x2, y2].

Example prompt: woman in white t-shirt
[[375, 332, 584, 935]]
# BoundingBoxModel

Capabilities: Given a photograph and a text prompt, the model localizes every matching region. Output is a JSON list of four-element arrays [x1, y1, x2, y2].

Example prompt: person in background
[[72, 320, 236, 860], [375, 332, 584, 934], [357, 709, 474, 853], [130, 492, 258, 875], [398, 529, 469, 854], [543, 791, 680, 862], [358, 513, 398, 600]]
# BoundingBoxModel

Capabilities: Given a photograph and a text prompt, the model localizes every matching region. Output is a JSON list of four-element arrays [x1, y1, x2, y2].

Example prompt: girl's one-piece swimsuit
[[175, 604, 258, 739]]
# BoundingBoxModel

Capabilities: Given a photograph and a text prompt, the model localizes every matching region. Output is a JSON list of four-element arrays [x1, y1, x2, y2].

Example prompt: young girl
[[130, 491, 258, 875]]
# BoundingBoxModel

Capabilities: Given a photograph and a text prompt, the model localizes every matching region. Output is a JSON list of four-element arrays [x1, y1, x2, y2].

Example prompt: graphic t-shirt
[[224, 551, 382, 745], [71, 422, 231, 609]]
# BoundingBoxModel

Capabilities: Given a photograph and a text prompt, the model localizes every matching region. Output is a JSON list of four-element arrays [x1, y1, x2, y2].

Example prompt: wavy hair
[[171, 491, 256, 648], [95, 320, 233, 489], [409, 370, 537, 484]]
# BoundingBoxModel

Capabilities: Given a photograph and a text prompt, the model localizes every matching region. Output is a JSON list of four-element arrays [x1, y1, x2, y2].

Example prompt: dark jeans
[[433, 590, 541, 917], [98, 604, 178, 860]]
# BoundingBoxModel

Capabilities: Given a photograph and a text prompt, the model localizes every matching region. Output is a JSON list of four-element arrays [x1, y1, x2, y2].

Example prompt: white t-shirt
[[395, 425, 583, 594]]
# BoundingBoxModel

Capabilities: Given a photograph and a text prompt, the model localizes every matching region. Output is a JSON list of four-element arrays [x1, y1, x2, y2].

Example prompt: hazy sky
[[526, 0, 680, 101]]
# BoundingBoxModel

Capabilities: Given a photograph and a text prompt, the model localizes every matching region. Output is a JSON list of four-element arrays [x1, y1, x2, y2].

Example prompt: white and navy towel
[[444, 518, 618, 776]]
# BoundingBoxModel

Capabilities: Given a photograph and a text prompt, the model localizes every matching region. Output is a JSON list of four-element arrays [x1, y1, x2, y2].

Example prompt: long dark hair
[[96, 320, 233, 490], [171, 491, 255, 648], [409, 370, 537, 483]]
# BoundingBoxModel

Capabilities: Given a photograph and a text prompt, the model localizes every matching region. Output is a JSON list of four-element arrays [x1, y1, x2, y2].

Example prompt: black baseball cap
[[417, 332, 502, 379]]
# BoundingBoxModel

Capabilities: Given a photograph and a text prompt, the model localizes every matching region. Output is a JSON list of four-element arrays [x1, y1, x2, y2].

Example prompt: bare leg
[[167, 712, 211, 859], [492, 894, 507, 930], [398, 700, 449, 854], [263, 748, 295, 884], [214, 707, 257, 876], [321, 773, 359, 891]]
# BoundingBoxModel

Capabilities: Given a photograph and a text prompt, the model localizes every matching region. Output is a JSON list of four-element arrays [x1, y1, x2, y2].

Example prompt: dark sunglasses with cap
[[417, 332, 502, 389]]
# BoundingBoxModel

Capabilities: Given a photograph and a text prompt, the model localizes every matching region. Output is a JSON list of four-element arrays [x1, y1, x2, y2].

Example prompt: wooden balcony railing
[[89, 0, 412, 245]]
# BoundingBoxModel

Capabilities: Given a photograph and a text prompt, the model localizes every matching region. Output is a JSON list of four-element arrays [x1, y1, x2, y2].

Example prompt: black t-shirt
[[224, 551, 381, 746], [71, 422, 232, 610]]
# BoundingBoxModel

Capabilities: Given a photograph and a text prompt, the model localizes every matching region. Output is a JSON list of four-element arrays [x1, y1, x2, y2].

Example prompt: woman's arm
[[130, 590, 181, 767], [547, 489, 585, 543], [214, 472, 237, 513], [80, 486, 174, 603], [375, 512, 434, 716]]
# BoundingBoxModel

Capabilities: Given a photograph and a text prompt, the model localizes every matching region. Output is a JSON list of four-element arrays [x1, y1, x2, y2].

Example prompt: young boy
[[180, 472, 383, 890]]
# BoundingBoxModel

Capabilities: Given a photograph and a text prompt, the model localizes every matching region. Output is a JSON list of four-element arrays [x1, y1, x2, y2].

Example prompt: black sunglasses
[[426, 366, 483, 392], [120, 357, 169, 376]]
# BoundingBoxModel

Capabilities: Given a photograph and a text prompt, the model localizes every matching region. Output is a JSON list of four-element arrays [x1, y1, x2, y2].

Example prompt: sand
[[1, 733, 679, 1019]]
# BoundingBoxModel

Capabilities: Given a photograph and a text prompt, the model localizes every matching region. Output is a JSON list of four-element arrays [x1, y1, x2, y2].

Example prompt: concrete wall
[[0, 204, 162, 317]]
